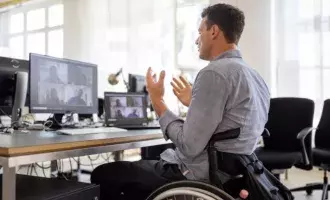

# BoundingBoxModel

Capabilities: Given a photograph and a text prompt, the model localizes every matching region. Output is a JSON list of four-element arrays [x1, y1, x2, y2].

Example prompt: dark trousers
[[90, 160, 186, 200]]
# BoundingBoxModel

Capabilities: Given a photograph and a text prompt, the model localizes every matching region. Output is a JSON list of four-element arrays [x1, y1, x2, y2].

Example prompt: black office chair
[[255, 97, 314, 179], [291, 99, 330, 200]]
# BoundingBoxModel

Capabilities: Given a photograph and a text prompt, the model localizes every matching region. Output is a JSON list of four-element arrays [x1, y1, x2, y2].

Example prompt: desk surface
[[0, 129, 163, 157]]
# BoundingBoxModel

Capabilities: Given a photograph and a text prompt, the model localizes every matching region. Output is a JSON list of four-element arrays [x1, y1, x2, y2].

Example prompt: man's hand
[[146, 67, 165, 101], [146, 67, 167, 117], [171, 76, 192, 107]]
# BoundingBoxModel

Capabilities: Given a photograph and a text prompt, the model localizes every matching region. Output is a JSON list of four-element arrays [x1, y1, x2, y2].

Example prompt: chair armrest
[[209, 128, 240, 146], [262, 128, 270, 137], [296, 127, 316, 166]]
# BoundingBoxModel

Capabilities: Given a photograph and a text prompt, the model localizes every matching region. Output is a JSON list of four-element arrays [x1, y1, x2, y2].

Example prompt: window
[[48, 4, 63, 27], [176, 0, 209, 70], [7, 1, 63, 59], [275, 0, 330, 118], [9, 36, 24, 59], [27, 8, 46, 31], [9, 13, 24, 34]]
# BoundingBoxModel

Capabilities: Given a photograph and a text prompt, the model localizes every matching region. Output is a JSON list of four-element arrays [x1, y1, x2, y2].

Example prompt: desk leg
[[50, 160, 58, 178], [114, 151, 123, 161], [2, 165, 16, 200]]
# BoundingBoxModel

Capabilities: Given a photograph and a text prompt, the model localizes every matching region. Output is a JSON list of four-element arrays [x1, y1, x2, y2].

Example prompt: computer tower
[[0, 174, 99, 200]]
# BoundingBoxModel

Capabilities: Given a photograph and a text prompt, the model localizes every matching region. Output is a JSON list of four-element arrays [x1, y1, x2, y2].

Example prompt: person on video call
[[46, 65, 63, 84], [115, 99, 123, 107], [67, 88, 86, 106], [127, 109, 139, 118], [48, 88, 61, 105], [115, 109, 124, 119], [91, 3, 270, 200]]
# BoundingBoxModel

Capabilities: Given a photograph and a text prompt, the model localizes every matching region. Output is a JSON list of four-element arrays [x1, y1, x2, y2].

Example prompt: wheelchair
[[146, 128, 243, 200]]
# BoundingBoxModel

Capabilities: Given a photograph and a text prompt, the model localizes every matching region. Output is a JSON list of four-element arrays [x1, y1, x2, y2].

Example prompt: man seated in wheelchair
[[91, 3, 274, 200]]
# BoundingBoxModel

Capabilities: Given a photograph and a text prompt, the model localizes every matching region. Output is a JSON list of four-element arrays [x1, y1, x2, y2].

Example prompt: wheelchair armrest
[[262, 128, 270, 137], [210, 128, 240, 146], [296, 127, 316, 166]]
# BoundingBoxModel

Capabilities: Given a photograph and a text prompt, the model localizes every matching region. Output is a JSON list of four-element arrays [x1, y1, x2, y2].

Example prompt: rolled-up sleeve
[[159, 69, 229, 159]]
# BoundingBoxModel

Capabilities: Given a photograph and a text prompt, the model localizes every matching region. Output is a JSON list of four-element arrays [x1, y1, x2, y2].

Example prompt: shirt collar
[[213, 49, 242, 61]]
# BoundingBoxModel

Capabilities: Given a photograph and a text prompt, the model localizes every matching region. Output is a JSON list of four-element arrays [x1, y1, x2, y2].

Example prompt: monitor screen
[[104, 92, 148, 126], [128, 74, 146, 93], [0, 57, 29, 116], [29, 53, 98, 114]]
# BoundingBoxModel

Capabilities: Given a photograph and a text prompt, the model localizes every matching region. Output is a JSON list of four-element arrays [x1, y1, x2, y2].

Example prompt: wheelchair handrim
[[152, 187, 225, 200]]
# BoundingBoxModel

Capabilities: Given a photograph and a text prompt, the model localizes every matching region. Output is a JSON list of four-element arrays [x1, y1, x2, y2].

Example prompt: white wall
[[210, 0, 273, 88]]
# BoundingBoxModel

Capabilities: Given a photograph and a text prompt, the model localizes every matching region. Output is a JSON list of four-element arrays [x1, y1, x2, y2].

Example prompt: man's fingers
[[173, 77, 184, 89], [171, 82, 181, 92], [179, 76, 190, 87], [173, 89, 179, 97], [146, 67, 154, 83], [158, 70, 165, 84]]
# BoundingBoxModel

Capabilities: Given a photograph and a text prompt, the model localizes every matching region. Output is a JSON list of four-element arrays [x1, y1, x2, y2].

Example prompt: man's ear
[[211, 25, 220, 40]]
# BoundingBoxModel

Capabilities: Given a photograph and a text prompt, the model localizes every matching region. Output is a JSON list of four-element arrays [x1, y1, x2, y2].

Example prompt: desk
[[0, 129, 169, 200]]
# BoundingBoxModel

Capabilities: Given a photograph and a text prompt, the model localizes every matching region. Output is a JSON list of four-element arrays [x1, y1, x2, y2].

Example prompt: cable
[[41, 163, 47, 178], [43, 120, 53, 130], [26, 165, 30, 175], [32, 164, 38, 176], [69, 158, 73, 175], [88, 154, 100, 161], [35, 162, 51, 169], [71, 157, 107, 166], [88, 156, 94, 169], [60, 159, 69, 181], [101, 153, 111, 162], [0, 108, 11, 118]]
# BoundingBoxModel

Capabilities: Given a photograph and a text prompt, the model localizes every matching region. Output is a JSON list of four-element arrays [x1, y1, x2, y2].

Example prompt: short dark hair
[[201, 3, 245, 44]]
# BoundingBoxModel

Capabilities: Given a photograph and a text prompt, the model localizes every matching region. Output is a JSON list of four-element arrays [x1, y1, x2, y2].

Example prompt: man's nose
[[195, 37, 199, 45]]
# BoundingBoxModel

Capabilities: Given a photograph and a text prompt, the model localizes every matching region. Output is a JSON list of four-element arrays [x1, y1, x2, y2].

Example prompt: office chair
[[255, 97, 314, 179], [291, 99, 330, 200]]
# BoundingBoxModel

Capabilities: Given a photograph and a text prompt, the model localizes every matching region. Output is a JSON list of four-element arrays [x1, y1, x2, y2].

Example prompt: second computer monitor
[[29, 53, 98, 114], [0, 56, 29, 116], [128, 74, 146, 93]]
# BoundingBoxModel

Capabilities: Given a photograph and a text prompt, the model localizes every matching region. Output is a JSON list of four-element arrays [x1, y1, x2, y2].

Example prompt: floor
[[283, 167, 325, 200], [16, 150, 327, 200]]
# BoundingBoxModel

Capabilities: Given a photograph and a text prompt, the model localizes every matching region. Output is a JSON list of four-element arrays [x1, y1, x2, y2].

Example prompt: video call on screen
[[109, 96, 144, 119], [36, 58, 94, 107]]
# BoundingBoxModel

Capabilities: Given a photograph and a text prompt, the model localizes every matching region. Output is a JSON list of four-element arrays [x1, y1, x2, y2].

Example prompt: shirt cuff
[[159, 110, 182, 140]]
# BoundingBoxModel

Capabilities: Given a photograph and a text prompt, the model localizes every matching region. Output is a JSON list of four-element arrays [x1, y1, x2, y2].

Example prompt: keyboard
[[118, 125, 160, 130], [57, 127, 127, 135]]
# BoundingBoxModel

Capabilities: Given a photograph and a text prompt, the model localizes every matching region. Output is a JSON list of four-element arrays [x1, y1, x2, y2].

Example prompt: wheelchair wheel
[[146, 180, 235, 200]]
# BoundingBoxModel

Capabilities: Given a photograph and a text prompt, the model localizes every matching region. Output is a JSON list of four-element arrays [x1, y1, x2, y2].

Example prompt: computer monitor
[[0, 57, 29, 118], [104, 92, 148, 126], [128, 74, 146, 93], [128, 74, 154, 111], [29, 53, 98, 114]]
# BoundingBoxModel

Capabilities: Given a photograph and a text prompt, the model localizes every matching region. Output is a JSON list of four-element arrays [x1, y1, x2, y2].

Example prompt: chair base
[[291, 170, 329, 200]]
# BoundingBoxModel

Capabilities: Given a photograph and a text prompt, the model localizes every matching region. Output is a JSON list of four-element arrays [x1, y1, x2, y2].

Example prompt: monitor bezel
[[29, 53, 98, 114], [104, 92, 148, 126]]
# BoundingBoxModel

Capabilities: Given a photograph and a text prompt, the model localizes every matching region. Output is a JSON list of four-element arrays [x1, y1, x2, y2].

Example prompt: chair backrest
[[263, 98, 314, 152], [315, 99, 330, 149]]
